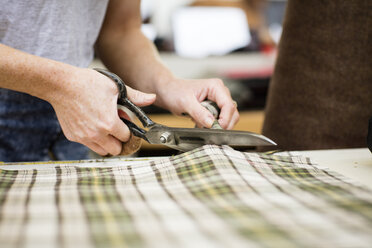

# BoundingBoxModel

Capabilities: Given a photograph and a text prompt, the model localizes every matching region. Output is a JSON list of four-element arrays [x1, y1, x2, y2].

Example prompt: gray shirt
[[0, 0, 110, 161], [1, 0, 109, 67]]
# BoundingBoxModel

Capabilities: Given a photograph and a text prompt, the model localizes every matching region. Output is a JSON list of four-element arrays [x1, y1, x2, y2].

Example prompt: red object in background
[[260, 44, 276, 55]]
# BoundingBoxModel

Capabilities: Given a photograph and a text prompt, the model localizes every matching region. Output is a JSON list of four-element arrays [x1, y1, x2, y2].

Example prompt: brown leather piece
[[261, 0, 372, 151]]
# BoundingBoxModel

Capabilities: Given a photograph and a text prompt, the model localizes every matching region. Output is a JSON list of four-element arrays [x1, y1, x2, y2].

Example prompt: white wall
[[142, 0, 193, 39]]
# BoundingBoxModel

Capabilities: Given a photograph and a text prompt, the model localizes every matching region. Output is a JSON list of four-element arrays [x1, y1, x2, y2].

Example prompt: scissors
[[94, 68, 276, 152]]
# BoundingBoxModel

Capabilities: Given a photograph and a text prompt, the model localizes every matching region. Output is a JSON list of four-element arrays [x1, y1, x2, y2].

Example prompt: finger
[[193, 118, 203, 128], [95, 134, 123, 156], [204, 81, 235, 129], [186, 98, 215, 128], [226, 110, 240, 130], [214, 99, 234, 129], [126, 86, 156, 107], [85, 141, 108, 156], [110, 116, 131, 143], [215, 91, 236, 129]]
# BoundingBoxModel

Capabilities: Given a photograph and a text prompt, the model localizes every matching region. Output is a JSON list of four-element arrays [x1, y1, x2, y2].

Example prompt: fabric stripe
[[113, 165, 173, 248], [124, 159, 216, 247], [0, 169, 19, 247], [126, 165, 180, 245], [57, 165, 92, 248], [0, 169, 18, 222], [220, 148, 326, 247], [245, 154, 350, 235], [152, 156, 252, 247], [271, 158, 372, 225], [55, 166, 63, 248], [247, 153, 372, 246], [76, 167, 143, 248], [149, 160, 236, 247], [16, 169, 37, 248], [0, 169, 34, 246], [172, 148, 296, 248], [208, 148, 305, 247]]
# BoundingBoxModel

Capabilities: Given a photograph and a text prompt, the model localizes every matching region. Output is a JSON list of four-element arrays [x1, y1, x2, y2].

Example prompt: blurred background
[[93, 0, 287, 155], [138, 0, 286, 112]]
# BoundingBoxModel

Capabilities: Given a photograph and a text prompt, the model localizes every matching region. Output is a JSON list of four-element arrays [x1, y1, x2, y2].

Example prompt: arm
[[0, 44, 76, 102], [0, 44, 155, 156], [96, 0, 239, 129]]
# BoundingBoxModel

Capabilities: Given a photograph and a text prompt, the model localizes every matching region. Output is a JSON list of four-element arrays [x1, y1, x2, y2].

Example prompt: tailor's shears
[[94, 68, 276, 152]]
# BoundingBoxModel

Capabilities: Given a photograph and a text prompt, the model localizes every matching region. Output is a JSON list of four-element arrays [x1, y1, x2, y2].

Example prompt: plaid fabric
[[0, 145, 371, 248]]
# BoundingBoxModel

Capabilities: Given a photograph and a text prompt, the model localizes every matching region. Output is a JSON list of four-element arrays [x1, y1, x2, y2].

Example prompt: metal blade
[[144, 124, 276, 152]]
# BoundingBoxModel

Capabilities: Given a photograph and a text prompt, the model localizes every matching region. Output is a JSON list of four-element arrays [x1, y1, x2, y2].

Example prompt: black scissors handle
[[94, 68, 156, 143], [94, 68, 155, 128], [120, 118, 149, 142]]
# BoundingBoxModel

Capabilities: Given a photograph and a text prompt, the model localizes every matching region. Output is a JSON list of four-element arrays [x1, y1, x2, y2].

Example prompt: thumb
[[126, 86, 156, 107]]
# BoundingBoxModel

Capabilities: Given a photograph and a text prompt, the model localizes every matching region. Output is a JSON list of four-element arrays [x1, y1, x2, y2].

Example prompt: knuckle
[[193, 112, 204, 123], [86, 130, 100, 142], [98, 120, 115, 133], [213, 78, 224, 87]]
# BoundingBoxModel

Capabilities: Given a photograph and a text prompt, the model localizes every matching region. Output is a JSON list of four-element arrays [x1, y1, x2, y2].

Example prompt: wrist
[[153, 73, 182, 110], [153, 71, 177, 95], [36, 61, 81, 104]]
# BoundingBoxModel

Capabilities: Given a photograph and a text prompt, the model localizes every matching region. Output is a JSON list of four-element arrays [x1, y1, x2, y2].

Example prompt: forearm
[[0, 44, 78, 103], [96, 28, 175, 95]]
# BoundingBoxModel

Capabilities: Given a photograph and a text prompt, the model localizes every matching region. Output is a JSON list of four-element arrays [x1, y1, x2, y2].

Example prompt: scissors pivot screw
[[160, 132, 172, 144]]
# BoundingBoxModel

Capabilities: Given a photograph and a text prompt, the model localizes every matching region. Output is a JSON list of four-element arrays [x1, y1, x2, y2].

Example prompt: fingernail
[[204, 116, 214, 128], [146, 93, 156, 101]]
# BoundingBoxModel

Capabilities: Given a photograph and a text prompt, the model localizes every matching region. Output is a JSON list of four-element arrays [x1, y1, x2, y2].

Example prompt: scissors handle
[[121, 118, 149, 142], [118, 97, 155, 128], [94, 68, 155, 128]]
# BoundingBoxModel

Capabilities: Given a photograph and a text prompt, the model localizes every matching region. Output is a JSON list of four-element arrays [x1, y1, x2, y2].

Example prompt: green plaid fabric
[[0, 145, 371, 248]]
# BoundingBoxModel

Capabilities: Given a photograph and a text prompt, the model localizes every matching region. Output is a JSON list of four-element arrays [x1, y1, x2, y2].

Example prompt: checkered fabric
[[0, 145, 372, 248]]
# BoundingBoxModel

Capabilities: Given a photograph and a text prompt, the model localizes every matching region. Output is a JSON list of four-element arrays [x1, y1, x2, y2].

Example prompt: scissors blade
[[144, 125, 276, 152]]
